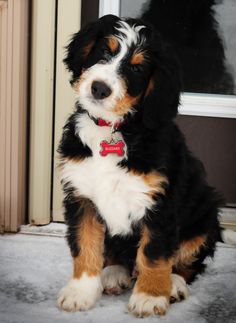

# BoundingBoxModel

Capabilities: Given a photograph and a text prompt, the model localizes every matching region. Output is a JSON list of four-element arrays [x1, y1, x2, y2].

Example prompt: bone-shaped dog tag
[[100, 140, 125, 157]]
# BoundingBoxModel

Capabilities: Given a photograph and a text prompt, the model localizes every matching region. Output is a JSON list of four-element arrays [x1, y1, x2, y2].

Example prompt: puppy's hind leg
[[101, 264, 132, 295]]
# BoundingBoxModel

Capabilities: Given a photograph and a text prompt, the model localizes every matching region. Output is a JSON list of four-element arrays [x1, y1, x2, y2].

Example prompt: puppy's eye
[[130, 64, 142, 73]]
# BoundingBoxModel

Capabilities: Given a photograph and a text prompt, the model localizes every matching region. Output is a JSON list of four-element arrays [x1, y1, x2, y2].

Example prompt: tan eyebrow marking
[[131, 51, 145, 65], [107, 37, 119, 53]]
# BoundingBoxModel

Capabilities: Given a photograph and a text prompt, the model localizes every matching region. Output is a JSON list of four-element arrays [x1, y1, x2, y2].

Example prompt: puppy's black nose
[[91, 81, 112, 100]]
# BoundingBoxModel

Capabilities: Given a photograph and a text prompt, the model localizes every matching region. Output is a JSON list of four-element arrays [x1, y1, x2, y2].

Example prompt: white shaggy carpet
[[0, 233, 236, 323]]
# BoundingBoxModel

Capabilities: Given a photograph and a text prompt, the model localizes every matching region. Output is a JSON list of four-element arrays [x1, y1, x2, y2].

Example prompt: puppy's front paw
[[170, 274, 189, 303], [57, 274, 102, 311], [101, 265, 132, 295], [128, 292, 169, 317]]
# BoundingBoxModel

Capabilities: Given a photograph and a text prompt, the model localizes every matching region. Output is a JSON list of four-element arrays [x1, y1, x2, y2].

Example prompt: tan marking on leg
[[135, 227, 173, 298], [174, 236, 206, 267], [107, 36, 119, 53], [73, 199, 105, 279], [173, 235, 206, 282]]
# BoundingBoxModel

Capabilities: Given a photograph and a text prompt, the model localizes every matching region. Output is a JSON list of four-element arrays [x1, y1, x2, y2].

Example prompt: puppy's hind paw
[[101, 265, 132, 295], [170, 273, 189, 303]]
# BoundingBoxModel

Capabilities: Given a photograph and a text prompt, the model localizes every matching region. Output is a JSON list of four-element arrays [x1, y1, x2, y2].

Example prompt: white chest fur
[[60, 114, 156, 236]]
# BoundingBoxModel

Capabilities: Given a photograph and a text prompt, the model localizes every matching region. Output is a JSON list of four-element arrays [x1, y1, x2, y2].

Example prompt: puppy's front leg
[[58, 200, 105, 311], [128, 226, 173, 317]]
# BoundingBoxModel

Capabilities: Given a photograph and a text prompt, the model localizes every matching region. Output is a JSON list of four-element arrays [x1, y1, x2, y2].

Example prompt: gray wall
[[177, 116, 236, 205]]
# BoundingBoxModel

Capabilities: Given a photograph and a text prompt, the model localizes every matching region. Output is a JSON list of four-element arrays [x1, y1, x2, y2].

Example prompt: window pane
[[120, 0, 236, 95]]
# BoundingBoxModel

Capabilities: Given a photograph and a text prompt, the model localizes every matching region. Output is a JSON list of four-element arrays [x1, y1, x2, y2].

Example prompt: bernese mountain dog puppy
[[57, 14, 222, 317]]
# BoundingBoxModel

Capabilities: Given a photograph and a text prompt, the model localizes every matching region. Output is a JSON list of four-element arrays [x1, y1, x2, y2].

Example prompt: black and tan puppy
[[57, 15, 222, 317]]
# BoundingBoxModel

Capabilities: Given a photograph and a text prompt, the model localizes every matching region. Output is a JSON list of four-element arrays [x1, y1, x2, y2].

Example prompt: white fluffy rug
[[0, 233, 236, 323]]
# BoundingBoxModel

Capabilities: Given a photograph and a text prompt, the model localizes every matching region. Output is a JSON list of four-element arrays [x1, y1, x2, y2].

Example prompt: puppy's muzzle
[[91, 81, 112, 100]]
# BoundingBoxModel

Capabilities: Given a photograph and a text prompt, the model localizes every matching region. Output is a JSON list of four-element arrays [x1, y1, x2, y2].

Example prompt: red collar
[[97, 118, 123, 130], [90, 115, 124, 131]]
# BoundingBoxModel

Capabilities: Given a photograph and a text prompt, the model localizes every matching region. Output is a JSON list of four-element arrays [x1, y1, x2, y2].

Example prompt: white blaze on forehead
[[115, 20, 146, 47], [106, 21, 146, 72]]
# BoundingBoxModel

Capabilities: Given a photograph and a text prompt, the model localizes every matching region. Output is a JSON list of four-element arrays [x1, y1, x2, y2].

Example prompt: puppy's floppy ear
[[63, 14, 119, 83], [142, 39, 181, 129]]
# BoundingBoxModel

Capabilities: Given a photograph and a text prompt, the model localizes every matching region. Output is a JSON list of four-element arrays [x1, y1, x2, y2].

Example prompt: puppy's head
[[64, 15, 181, 126]]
